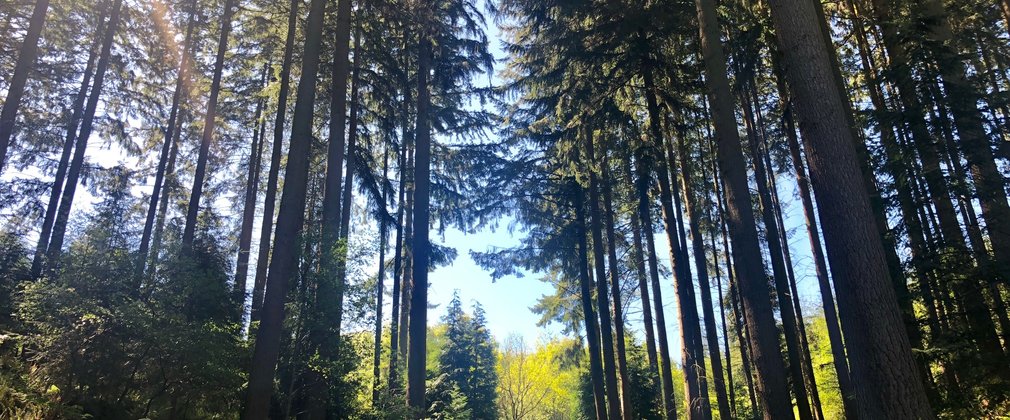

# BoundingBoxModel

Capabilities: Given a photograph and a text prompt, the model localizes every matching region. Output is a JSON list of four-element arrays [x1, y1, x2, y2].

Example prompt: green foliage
[[431, 291, 499, 419]]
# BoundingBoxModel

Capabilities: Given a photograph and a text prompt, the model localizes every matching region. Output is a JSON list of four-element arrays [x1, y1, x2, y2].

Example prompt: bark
[[406, 36, 432, 416], [45, 0, 124, 264], [628, 175, 659, 373], [694, 0, 794, 417], [31, 6, 106, 277], [390, 48, 414, 386], [181, 0, 238, 247], [782, 93, 857, 419], [601, 154, 634, 419], [584, 133, 623, 420], [765, 0, 936, 417], [575, 183, 609, 420], [251, 0, 299, 324], [674, 132, 733, 419], [241, 0, 327, 414], [0, 0, 51, 173]]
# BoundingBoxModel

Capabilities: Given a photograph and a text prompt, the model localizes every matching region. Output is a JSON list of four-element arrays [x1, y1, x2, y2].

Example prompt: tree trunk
[[406, 35, 432, 417], [45, 0, 124, 264], [0, 0, 51, 173], [235, 65, 269, 309], [584, 133, 624, 420], [694, 0, 794, 417], [644, 72, 710, 420], [372, 145, 390, 403], [602, 154, 634, 419], [388, 117, 408, 391], [242, 0, 327, 414], [31, 5, 106, 277], [781, 89, 857, 419], [575, 182, 609, 420], [627, 167, 659, 373], [633, 150, 678, 420], [251, 0, 299, 324], [740, 84, 814, 420], [333, 24, 363, 332], [764, 0, 936, 417], [181, 0, 238, 247], [674, 131, 733, 419]]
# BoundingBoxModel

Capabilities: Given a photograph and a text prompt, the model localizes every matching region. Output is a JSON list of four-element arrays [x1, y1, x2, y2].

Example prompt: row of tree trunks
[[241, 0, 328, 414], [44, 0, 125, 267], [693, 0, 795, 418], [574, 181, 609, 420], [251, 0, 300, 325], [30, 5, 107, 278]]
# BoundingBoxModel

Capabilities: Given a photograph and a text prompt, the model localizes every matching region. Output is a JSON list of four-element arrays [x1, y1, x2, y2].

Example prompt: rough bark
[[694, 0, 794, 417], [765, 0, 937, 417]]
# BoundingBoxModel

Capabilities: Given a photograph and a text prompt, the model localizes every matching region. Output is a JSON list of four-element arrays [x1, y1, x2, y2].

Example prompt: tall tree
[[765, 0, 936, 417], [242, 0, 328, 414], [0, 0, 51, 173]]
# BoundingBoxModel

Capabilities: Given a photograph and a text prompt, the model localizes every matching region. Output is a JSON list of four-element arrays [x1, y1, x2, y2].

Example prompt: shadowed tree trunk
[[633, 150, 678, 420], [135, 0, 196, 283], [765, 0, 936, 417], [602, 153, 634, 419], [0, 0, 51, 173], [234, 65, 269, 309], [584, 132, 624, 420], [674, 131, 733, 419], [241, 0, 327, 414], [388, 114, 408, 390], [45, 0, 125, 265], [574, 181, 609, 420], [406, 34, 432, 417], [251, 0, 299, 324], [181, 0, 239, 247], [372, 144, 390, 403], [31, 5, 107, 277], [694, 0, 794, 417]]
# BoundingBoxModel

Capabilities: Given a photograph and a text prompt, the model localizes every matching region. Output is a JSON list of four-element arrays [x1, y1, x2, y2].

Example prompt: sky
[[4, 2, 837, 363]]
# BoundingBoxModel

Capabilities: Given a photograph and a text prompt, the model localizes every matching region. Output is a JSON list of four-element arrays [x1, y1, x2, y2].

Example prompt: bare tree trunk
[[694, 0, 794, 417], [387, 115, 408, 390], [0, 0, 51, 173], [584, 133, 624, 420], [31, 5, 107, 277], [251, 0, 299, 324], [740, 84, 814, 420], [235, 65, 269, 309], [764, 0, 936, 416], [674, 131, 733, 419], [242, 0, 327, 414], [575, 182, 609, 420], [406, 35, 432, 417], [45, 0, 125, 264], [181, 0, 238, 247], [372, 145, 390, 403], [602, 154, 634, 419], [633, 149, 678, 420]]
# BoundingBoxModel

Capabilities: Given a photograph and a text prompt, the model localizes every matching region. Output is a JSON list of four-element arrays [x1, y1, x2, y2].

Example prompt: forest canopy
[[1, 0, 1009, 418]]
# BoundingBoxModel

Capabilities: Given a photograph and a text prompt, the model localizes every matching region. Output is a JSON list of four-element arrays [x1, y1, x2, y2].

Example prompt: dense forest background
[[1, 0, 1009, 418]]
